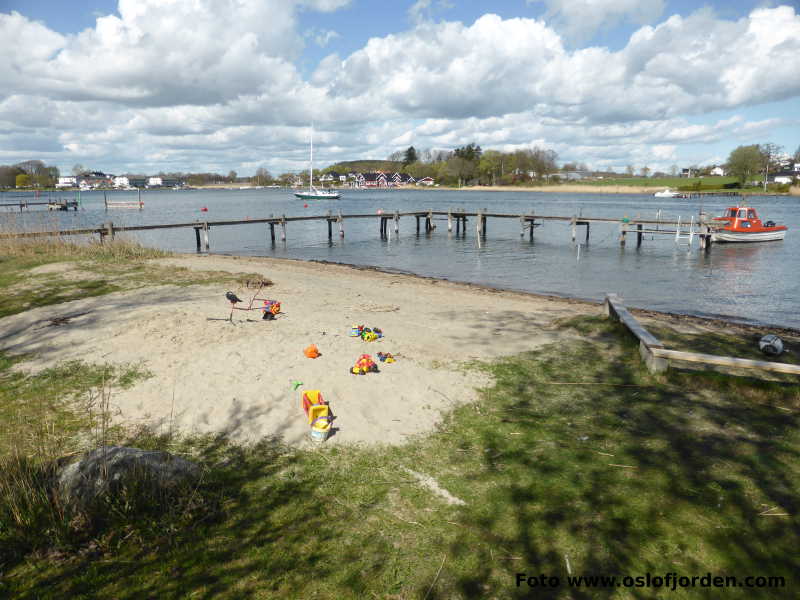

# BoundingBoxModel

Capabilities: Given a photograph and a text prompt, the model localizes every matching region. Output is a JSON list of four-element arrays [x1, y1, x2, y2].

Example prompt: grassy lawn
[[573, 176, 738, 189], [1, 315, 797, 599]]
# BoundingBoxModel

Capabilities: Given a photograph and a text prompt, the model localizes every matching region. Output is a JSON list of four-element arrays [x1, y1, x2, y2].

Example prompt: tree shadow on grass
[[423, 321, 799, 599]]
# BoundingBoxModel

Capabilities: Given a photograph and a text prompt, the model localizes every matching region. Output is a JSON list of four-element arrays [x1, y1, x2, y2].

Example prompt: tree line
[[0, 160, 60, 188], [385, 144, 559, 186], [726, 143, 800, 186]]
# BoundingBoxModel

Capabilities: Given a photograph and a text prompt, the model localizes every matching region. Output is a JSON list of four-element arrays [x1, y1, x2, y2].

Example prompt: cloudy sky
[[1, 0, 799, 176]]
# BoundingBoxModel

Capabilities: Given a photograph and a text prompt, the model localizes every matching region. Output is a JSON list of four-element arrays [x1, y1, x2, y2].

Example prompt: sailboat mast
[[309, 126, 313, 192]]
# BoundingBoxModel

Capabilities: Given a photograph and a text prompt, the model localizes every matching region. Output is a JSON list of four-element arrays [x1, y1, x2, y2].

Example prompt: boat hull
[[294, 191, 340, 200], [711, 230, 786, 243]]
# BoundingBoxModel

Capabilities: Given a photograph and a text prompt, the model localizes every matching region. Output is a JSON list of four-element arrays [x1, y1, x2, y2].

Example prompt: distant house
[[416, 176, 435, 186], [772, 170, 797, 184], [319, 171, 342, 184], [148, 177, 163, 187], [562, 171, 588, 181], [79, 171, 112, 189], [710, 166, 725, 176], [113, 176, 130, 188], [362, 172, 388, 188], [127, 177, 147, 188], [398, 173, 415, 185], [56, 176, 76, 188], [681, 168, 692, 177]]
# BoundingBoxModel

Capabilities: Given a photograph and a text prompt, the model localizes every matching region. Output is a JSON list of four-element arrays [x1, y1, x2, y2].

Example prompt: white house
[[56, 176, 76, 188], [147, 177, 163, 187], [710, 166, 725, 176], [114, 176, 130, 188]]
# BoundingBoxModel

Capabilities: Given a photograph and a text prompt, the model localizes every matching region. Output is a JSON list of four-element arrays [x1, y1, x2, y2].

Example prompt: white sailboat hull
[[711, 230, 786, 243]]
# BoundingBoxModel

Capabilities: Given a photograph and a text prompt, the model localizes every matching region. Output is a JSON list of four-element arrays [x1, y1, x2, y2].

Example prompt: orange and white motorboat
[[711, 206, 787, 243]]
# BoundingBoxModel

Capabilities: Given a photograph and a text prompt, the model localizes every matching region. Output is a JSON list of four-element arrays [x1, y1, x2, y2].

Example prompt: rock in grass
[[56, 446, 200, 510]]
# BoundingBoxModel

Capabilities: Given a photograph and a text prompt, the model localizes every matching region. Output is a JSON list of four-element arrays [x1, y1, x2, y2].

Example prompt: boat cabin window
[[737, 209, 748, 218], [748, 209, 757, 219], [725, 208, 737, 217]]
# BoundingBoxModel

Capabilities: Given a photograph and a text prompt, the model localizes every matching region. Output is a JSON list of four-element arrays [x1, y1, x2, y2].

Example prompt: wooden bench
[[603, 294, 800, 377], [604, 293, 667, 373]]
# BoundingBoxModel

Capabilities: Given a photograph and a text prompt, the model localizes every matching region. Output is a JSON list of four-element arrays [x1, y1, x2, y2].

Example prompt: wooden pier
[[104, 190, 144, 210], [1, 198, 79, 211], [0, 208, 719, 251]]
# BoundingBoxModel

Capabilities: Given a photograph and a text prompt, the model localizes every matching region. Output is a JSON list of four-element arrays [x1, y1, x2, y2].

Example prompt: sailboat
[[294, 126, 340, 200]]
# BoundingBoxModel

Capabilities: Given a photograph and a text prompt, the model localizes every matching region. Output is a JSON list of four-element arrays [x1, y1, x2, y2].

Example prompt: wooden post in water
[[455, 214, 461, 236], [202, 221, 209, 251], [280, 215, 286, 241], [619, 222, 627, 247], [338, 211, 344, 238], [194, 226, 202, 252], [394, 210, 399, 234], [427, 210, 434, 232], [519, 215, 525, 238], [415, 215, 420, 234], [637, 224, 643, 248], [104, 192, 108, 210], [448, 210, 453, 232], [571, 216, 576, 243], [269, 222, 275, 243], [481, 209, 487, 239]]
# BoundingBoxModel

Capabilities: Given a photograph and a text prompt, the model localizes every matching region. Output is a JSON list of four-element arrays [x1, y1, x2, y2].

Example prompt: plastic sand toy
[[302, 390, 331, 442], [350, 354, 379, 375], [304, 344, 320, 358], [377, 352, 395, 363]]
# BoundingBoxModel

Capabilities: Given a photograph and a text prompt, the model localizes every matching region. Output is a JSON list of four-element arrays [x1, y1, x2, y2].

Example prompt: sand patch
[[0, 255, 594, 447]]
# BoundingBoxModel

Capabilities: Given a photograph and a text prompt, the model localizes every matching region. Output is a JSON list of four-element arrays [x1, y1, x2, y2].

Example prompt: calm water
[[4, 188, 799, 329]]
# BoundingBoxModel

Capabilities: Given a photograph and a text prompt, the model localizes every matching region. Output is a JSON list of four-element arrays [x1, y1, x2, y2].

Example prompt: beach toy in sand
[[292, 380, 303, 390], [377, 352, 395, 363], [350, 354, 379, 375], [361, 330, 378, 342], [350, 324, 364, 337], [302, 390, 331, 442], [262, 299, 281, 316], [304, 344, 321, 358]]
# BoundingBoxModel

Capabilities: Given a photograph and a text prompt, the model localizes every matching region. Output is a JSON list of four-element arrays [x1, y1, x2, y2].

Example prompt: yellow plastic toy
[[302, 390, 332, 441]]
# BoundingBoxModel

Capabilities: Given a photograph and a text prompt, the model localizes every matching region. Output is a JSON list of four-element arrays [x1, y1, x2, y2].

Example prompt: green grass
[[3, 328, 798, 598], [572, 176, 738, 189]]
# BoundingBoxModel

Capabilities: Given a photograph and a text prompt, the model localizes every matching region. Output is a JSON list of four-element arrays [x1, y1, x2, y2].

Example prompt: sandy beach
[[0, 255, 602, 447]]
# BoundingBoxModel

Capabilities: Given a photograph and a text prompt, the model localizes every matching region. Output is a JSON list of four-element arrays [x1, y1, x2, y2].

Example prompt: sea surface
[[3, 187, 799, 329]]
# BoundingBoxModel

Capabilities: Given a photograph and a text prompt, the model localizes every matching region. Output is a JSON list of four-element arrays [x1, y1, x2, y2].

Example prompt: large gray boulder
[[57, 446, 200, 510]]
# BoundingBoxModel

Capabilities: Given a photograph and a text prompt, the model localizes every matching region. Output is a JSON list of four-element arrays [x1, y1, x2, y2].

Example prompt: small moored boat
[[711, 206, 787, 243], [654, 188, 683, 198]]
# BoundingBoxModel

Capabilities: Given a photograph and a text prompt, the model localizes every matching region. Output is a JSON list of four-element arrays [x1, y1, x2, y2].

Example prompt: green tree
[[726, 144, 763, 185], [402, 146, 418, 167], [15, 173, 30, 188], [478, 150, 504, 185]]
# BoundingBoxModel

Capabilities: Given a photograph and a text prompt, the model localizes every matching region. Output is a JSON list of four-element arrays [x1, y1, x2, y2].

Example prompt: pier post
[[138, 188, 142, 209], [637, 224, 643, 248], [269, 222, 275, 243], [106, 221, 114, 240], [455, 215, 461, 236], [194, 226, 201, 252], [481, 210, 487, 239], [619, 222, 627, 247], [280, 215, 286, 241], [427, 210, 434, 232], [394, 210, 399, 234], [462, 213, 467, 236], [571, 216, 576, 243], [448, 210, 453, 232], [338, 211, 344, 238], [476, 209, 482, 237], [584, 222, 590, 244], [104, 192, 108, 211], [519, 215, 525, 238], [202, 222, 209, 251]]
